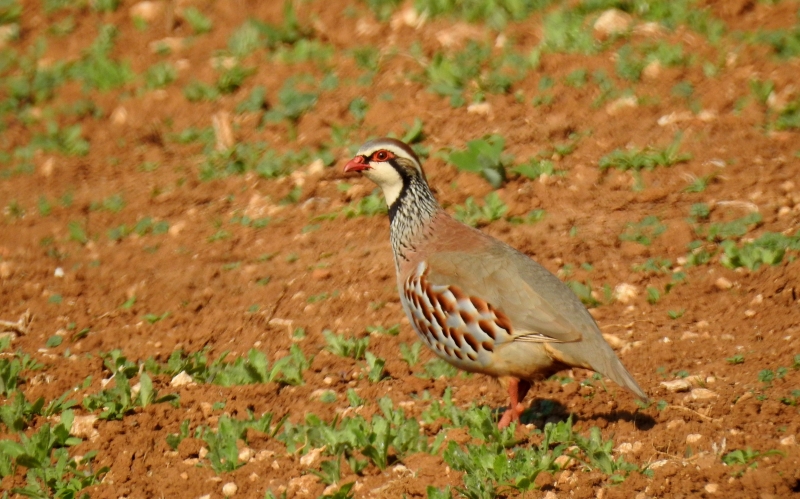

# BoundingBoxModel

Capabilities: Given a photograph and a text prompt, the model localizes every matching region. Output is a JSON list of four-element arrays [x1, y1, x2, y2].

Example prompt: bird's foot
[[497, 402, 526, 429], [497, 377, 531, 429]]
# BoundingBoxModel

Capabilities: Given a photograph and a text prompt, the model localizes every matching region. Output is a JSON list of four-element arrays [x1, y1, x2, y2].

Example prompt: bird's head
[[343, 138, 426, 207]]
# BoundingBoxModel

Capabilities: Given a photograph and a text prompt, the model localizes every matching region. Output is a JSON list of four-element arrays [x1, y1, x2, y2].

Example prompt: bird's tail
[[601, 355, 649, 402]]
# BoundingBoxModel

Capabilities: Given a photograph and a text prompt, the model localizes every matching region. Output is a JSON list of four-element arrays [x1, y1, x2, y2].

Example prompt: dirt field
[[1, 1, 800, 498]]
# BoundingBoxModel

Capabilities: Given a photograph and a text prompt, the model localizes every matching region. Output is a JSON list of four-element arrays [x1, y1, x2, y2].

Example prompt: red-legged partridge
[[344, 138, 648, 428]]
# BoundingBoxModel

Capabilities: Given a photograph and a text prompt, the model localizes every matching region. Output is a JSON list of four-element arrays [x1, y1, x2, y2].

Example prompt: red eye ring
[[374, 150, 390, 161]]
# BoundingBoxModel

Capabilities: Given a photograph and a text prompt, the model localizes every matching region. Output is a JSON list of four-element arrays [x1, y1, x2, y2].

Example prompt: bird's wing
[[425, 246, 585, 344]]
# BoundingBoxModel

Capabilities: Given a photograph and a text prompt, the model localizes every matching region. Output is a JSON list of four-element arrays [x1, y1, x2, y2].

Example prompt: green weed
[[324, 330, 369, 360], [183, 7, 213, 34], [0, 410, 108, 497], [69, 25, 134, 91], [453, 192, 508, 227], [599, 134, 690, 172], [343, 189, 388, 218], [422, 42, 528, 107], [200, 413, 281, 473], [619, 216, 667, 246], [415, 0, 552, 29]]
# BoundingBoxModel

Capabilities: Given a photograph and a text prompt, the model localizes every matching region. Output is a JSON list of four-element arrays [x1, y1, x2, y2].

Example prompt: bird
[[343, 137, 648, 428]]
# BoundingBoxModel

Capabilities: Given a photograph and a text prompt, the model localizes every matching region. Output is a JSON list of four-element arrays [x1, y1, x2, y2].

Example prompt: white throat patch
[[365, 164, 404, 207]]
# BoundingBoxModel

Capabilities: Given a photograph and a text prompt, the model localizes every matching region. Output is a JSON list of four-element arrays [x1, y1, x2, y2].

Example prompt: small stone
[[311, 268, 332, 280], [171, 371, 193, 386], [643, 60, 662, 80], [180, 472, 189, 479], [0, 261, 12, 279], [602, 334, 626, 349], [554, 454, 575, 469], [649, 459, 669, 469], [238, 448, 253, 462], [544, 492, 559, 499], [698, 110, 717, 122], [169, 220, 187, 237], [0, 24, 19, 48], [778, 206, 792, 217], [467, 102, 492, 116], [715, 277, 733, 290], [129, 1, 164, 22], [691, 388, 718, 400], [287, 475, 317, 497], [661, 379, 691, 392], [705, 483, 719, 494], [197, 495, 211, 499], [70, 415, 98, 440], [299, 446, 326, 467], [199, 402, 213, 418], [198, 447, 209, 459], [222, 482, 238, 497], [666, 419, 685, 430], [54, 267, 64, 278], [594, 9, 632, 37], [110, 106, 128, 126], [616, 442, 633, 454], [686, 434, 703, 444], [780, 435, 796, 446], [307, 158, 325, 176], [393, 464, 413, 477], [606, 95, 637, 115], [744, 309, 756, 318], [681, 331, 699, 340], [779, 180, 795, 193], [613, 283, 638, 304]]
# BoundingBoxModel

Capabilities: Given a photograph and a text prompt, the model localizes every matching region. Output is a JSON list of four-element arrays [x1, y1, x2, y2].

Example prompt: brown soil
[[2, 1, 800, 498]]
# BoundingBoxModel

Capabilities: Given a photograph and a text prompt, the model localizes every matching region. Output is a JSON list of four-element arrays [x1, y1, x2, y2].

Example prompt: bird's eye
[[374, 150, 389, 161]]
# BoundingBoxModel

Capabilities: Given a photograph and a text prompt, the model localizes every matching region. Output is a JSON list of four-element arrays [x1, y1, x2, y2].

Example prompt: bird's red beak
[[343, 155, 370, 173]]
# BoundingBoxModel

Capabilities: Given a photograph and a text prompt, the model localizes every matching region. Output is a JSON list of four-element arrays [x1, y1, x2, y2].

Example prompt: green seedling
[[599, 134, 691, 172], [619, 216, 667, 246], [0, 410, 108, 497], [414, 0, 546, 28], [144, 61, 177, 90], [726, 354, 744, 365], [343, 190, 387, 218], [421, 358, 459, 379], [453, 192, 508, 227], [366, 324, 400, 336], [200, 413, 281, 473], [69, 24, 133, 92], [448, 135, 509, 188], [566, 280, 600, 308], [264, 77, 318, 139], [365, 352, 387, 382], [400, 342, 423, 367], [324, 330, 369, 360], [183, 6, 213, 34], [722, 447, 783, 476], [719, 230, 800, 270]]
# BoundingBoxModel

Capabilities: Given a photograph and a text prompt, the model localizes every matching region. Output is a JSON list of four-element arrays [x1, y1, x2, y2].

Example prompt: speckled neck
[[389, 174, 440, 268]]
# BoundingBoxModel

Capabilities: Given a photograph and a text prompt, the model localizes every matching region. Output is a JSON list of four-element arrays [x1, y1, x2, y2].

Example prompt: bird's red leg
[[498, 378, 532, 429]]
